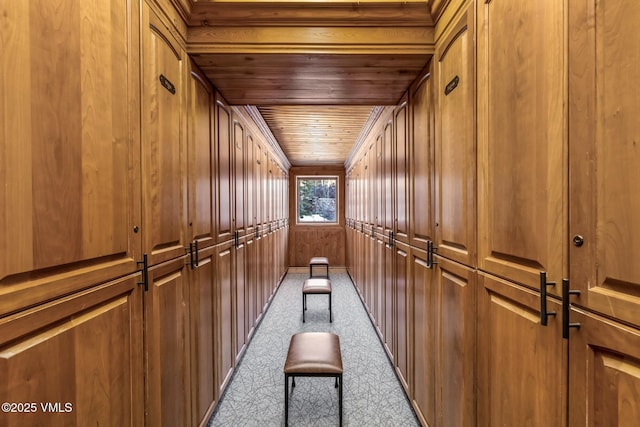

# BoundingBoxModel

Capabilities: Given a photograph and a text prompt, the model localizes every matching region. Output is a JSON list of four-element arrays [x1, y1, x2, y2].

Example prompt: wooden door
[[383, 119, 395, 234], [383, 235, 395, 360], [411, 247, 437, 427], [568, 309, 640, 427], [394, 240, 411, 390], [0, 0, 140, 316], [0, 274, 144, 427], [569, 0, 640, 330], [233, 115, 246, 238], [215, 241, 235, 393], [477, 272, 566, 427], [435, 255, 476, 427], [246, 133, 256, 236], [245, 235, 257, 337], [187, 62, 215, 251], [375, 133, 385, 232], [215, 94, 233, 244], [234, 236, 247, 358], [145, 256, 191, 427], [394, 97, 409, 244], [477, 0, 565, 289], [410, 69, 435, 252], [188, 245, 216, 426], [435, 6, 476, 268], [141, 5, 187, 267], [568, 1, 640, 423]]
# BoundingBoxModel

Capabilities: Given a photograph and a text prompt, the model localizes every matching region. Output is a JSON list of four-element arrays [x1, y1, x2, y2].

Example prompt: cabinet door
[[395, 98, 410, 244], [477, 272, 566, 427], [384, 119, 395, 234], [141, 5, 187, 266], [215, 242, 235, 393], [568, 308, 640, 426], [435, 256, 476, 427], [410, 70, 435, 251], [145, 256, 191, 427], [0, 0, 139, 315], [187, 62, 215, 250], [189, 246, 216, 425], [412, 247, 437, 427], [435, 7, 476, 268], [233, 115, 246, 237], [215, 94, 233, 243], [0, 274, 143, 427], [569, 0, 640, 328], [395, 241, 411, 390], [235, 238, 246, 358], [477, 0, 565, 289]]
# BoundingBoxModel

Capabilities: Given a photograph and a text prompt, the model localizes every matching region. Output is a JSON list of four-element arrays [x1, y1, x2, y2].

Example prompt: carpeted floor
[[207, 271, 420, 427]]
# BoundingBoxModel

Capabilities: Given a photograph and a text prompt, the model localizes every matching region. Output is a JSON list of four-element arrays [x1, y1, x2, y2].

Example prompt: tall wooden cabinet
[[0, 0, 144, 425], [347, 1, 639, 426], [1, 0, 289, 426], [568, 0, 640, 424]]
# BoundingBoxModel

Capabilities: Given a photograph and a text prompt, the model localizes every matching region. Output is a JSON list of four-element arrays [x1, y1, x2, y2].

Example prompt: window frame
[[295, 175, 339, 225]]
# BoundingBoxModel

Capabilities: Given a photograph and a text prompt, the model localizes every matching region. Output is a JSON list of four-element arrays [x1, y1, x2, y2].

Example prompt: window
[[297, 176, 338, 223]]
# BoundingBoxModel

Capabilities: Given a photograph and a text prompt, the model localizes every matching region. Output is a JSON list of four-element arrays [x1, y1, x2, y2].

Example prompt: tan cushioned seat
[[309, 256, 329, 265], [302, 278, 332, 294], [284, 332, 343, 375]]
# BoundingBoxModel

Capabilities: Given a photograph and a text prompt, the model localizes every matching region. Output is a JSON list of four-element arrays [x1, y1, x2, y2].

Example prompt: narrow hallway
[[208, 272, 419, 426]]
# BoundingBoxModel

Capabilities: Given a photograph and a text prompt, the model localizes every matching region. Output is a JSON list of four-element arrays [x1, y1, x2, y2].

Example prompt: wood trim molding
[[345, 105, 387, 167]]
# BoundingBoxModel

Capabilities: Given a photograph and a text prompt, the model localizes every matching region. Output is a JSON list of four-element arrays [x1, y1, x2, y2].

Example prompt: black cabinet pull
[[137, 253, 149, 292], [188, 242, 195, 269], [194, 240, 199, 267], [562, 279, 581, 339], [539, 272, 557, 326]]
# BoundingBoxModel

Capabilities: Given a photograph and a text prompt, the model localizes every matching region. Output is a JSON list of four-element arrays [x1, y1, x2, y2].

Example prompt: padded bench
[[302, 278, 332, 322], [284, 332, 343, 426], [309, 256, 330, 278]]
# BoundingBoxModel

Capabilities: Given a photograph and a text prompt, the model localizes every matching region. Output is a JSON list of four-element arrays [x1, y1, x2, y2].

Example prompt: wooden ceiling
[[186, 0, 436, 166]]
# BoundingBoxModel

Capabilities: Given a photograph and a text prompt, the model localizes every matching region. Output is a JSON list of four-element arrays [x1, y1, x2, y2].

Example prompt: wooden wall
[[0, 1, 288, 426], [346, 1, 640, 426], [288, 166, 346, 267]]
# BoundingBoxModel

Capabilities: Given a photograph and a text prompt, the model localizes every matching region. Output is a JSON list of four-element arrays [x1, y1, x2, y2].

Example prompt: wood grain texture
[[0, 0, 139, 315], [141, 4, 187, 265], [477, 272, 566, 427], [434, 7, 476, 267], [477, 0, 565, 290], [0, 274, 144, 427], [569, 0, 640, 328]]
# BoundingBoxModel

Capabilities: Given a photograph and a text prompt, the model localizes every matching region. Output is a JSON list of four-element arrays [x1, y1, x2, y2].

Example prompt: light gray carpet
[[207, 271, 420, 427]]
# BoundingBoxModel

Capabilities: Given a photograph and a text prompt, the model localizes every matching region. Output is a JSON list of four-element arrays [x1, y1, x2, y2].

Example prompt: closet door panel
[[568, 308, 640, 426], [0, 0, 139, 315], [215, 95, 233, 243], [435, 8, 476, 268], [569, 0, 640, 328], [477, 0, 565, 289], [412, 248, 436, 427], [410, 71, 435, 251], [477, 272, 566, 427], [141, 5, 187, 266], [144, 256, 191, 427], [0, 274, 143, 427], [436, 256, 475, 427], [189, 246, 216, 425], [187, 63, 214, 250]]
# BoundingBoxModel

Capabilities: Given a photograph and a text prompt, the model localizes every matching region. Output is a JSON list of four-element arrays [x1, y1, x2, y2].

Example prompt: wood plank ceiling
[[186, 0, 436, 166]]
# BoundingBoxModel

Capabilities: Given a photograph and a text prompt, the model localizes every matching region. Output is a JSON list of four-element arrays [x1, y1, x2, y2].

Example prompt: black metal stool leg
[[285, 374, 289, 427], [302, 293, 306, 323], [329, 292, 332, 322], [339, 374, 343, 426]]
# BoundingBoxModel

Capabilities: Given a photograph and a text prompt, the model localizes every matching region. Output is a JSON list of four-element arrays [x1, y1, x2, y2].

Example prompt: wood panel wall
[[0, 1, 289, 426], [346, 1, 640, 427], [288, 166, 346, 267]]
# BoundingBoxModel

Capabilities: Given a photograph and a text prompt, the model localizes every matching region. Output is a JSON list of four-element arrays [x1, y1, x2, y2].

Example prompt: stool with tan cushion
[[284, 332, 343, 426], [302, 278, 332, 322], [309, 256, 330, 278]]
